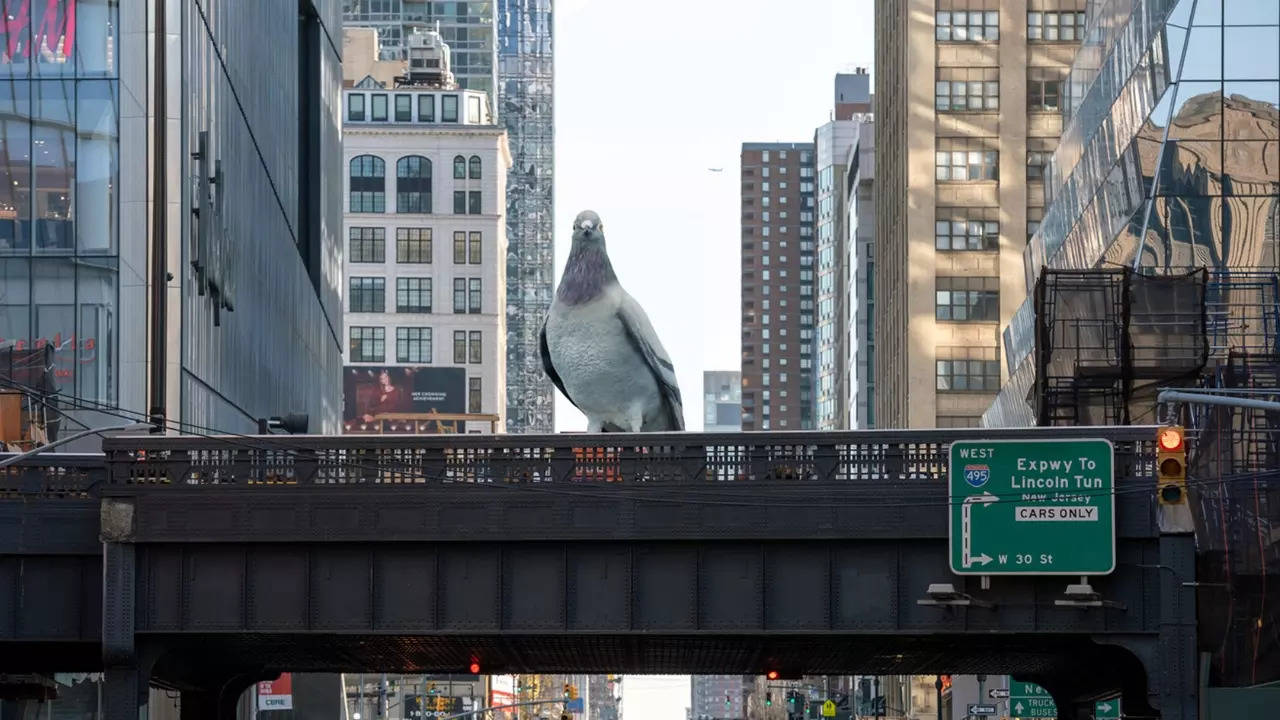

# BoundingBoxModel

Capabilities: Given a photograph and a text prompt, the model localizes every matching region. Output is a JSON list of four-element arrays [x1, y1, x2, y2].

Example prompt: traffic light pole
[[1157, 389, 1280, 413]]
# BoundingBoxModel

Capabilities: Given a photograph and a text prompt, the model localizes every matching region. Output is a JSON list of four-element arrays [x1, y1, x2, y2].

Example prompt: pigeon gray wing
[[540, 318, 580, 410], [616, 292, 685, 430]]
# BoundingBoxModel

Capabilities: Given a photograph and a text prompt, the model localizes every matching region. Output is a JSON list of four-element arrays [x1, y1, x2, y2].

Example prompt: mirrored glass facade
[[986, 0, 1280, 426], [0, 0, 119, 405], [497, 0, 554, 433]]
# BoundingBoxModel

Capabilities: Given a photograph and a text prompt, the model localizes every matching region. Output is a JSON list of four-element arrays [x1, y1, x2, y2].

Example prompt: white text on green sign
[[950, 439, 1116, 575]]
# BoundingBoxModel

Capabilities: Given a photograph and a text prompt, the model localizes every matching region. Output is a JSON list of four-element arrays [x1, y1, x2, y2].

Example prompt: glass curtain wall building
[[344, 0, 555, 432], [986, 0, 1280, 427], [1, 0, 345, 436], [0, 1, 121, 408]]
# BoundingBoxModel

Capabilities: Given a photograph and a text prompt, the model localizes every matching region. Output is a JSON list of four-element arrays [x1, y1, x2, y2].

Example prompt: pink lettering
[[0, 1, 75, 62]]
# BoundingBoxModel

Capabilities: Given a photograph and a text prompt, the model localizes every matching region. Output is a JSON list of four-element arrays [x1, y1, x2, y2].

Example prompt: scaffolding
[[1033, 267, 1280, 686]]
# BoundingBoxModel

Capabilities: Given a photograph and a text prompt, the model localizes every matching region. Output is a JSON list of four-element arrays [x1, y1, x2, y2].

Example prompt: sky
[[552, 0, 875, 433]]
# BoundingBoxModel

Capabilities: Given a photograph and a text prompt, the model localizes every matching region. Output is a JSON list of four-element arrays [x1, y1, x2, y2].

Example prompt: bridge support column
[[103, 663, 154, 720], [1157, 534, 1198, 720]]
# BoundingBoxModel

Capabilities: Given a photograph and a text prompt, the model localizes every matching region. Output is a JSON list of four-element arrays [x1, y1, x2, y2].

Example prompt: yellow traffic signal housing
[[570, 684, 579, 700], [563, 683, 571, 698], [1157, 426, 1187, 506]]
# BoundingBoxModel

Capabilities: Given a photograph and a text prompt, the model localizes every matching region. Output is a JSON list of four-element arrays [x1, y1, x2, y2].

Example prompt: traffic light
[[767, 670, 779, 680], [469, 662, 481, 674], [570, 685, 579, 700], [564, 683, 572, 699], [766, 692, 773, 706], [1157, 425, 1187, 505]]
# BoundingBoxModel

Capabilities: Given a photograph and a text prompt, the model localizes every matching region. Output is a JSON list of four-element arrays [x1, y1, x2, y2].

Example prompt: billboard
[[343, 366, 466, 423], [257, 673, 293, 711]]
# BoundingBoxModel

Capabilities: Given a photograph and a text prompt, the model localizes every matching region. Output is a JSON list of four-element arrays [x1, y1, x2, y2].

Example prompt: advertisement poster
[[343, 366, 466, 423], [257, 673, 293, 711], [489, 674, 516, 709]]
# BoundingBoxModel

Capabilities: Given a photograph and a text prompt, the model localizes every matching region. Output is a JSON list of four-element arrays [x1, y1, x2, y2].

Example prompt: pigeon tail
[[557, 243, 618, 305]]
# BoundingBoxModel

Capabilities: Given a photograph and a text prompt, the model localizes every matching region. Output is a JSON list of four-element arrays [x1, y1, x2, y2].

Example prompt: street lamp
[[0, 421, 154, 468]]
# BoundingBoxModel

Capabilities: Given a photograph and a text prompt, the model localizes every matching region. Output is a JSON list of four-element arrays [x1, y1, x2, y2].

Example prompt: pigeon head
[[572, 210, 605, 246], [558, 209, 617, 305]]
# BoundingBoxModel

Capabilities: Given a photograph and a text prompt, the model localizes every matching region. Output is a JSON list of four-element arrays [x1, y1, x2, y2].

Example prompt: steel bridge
[[1, 426, 1195, 720]]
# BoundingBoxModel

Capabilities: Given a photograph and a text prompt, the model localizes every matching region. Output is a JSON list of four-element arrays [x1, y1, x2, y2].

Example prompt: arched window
[[468, 155, 482, 179], [453, 155, 466, 179], [349, 155, 385, 213], [396, 155, 432, 214]]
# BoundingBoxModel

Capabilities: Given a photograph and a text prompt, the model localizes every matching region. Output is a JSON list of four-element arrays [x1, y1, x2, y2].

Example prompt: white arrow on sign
[[962, 492, 998, 568], [1098, 702, 1112, 712], [1014, 701, 1025, 714], [989, 689, 1009, 699]]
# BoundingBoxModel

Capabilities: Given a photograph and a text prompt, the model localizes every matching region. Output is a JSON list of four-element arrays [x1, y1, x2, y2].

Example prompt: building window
[[469, 331, 482, 364], [418, 94, 435, 121], [453, 191, 466, 214], [455, 231, 481, 263], [1027, 138, 1056, 181], [394, 94, 412, 121], [937, 346, 1001, 392], [349, 326, 385, 363], [349, 227, 385, 263], [467, 95, 482, 123], [1028, 11, 1086, 42], [349, 277, 386, 313], [349, 155, 386, 212], [370, 93, 388, 121], [453, 155, 466, 179], [442, 94, 459, 122], [1027, 207, 1044, 240], [468, 377, 482, 413], [453, 331, 468, 363], [396, 228, 432, 263], [1027, 67, 1064, 111], [468, 191, 481, 214], [936, 9, 999, 42], [936, 277, 999, 321], [935, 138, 998, 181], [396, 277, 432, 313], [935, 68, 999, 111], [468, 155, 482, 179], [396, 155, 432, 213], [347, 93, 366, 121], [396, 327, 432, 363], [935, 208, 999, 250], [453, 232, 467, 263], [468, 278, 482, 313], [937, 414, 983, 428], [453, 278, 467, 313]]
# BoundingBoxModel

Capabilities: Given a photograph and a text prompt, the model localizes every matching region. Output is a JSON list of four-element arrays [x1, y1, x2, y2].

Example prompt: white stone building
[[342, 81, 511, 434]]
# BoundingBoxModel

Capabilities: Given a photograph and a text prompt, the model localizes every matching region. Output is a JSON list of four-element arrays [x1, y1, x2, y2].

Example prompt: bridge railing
[[100, 426, 1157, 489], [0, 453, 107, 498]]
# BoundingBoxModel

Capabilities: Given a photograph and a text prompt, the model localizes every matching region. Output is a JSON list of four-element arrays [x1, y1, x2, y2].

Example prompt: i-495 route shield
[[949, 438, 1115, 576]]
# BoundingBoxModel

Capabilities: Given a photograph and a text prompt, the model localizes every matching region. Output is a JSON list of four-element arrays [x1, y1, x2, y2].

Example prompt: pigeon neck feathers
[[557, 242, 618, 305]]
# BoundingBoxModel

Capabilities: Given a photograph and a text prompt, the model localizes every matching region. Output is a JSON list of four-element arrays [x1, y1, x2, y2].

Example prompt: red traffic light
[[1158, 427, 1184, 452], [766, 670, 779, 680], [469, 662, 481, 674]]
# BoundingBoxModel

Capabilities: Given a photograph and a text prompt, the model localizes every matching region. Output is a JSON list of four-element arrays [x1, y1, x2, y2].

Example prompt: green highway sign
[[950, 439, 1115, 575], [1009, 680, 1056, 719], [1095, 697, 1121, 719]]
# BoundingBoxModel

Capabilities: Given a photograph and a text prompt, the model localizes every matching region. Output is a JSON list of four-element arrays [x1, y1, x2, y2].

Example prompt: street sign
[[1009, 680, 1057, 719], [566, 698, 585, 713], [950, 439, 1115, 575], [1095, 697, 1121, 719], [989, 689, 1009, 699], [821, 699, 836, 717], [968, 704, 997, 715]]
